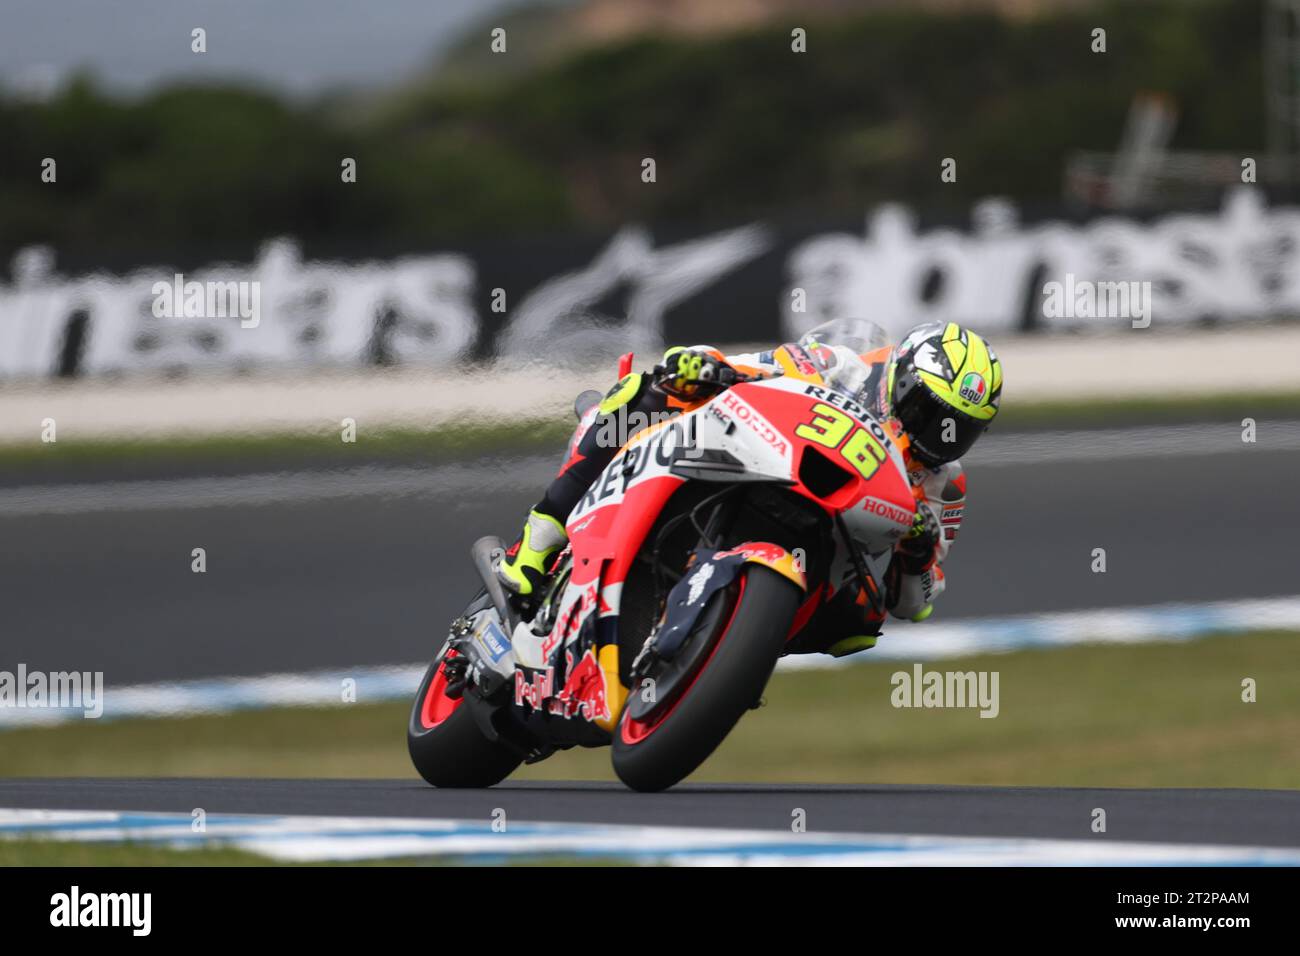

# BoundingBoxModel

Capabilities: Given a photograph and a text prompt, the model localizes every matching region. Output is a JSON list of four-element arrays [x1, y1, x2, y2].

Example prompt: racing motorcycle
[[408, 321, 919, 792]]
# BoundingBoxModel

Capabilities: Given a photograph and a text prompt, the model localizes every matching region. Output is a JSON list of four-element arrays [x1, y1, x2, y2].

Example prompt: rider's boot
[[824, 635, 879, 658], [498, 509, 568, 597]]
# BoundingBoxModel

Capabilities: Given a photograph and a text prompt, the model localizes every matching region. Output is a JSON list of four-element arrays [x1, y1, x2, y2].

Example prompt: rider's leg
[[785, 581, 884, 657], [499, 372, 667, 595]]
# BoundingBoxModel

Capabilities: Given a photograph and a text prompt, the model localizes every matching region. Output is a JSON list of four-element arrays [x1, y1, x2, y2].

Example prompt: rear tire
[[407, 650, 522, 788], [611, 566, 800, 792]]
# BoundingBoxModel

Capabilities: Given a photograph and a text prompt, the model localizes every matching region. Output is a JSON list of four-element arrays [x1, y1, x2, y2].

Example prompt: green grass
[[4, 390, 1299, 475], [0, 839, 610, 867], [3, 631, 1297, 788], [0, 839, 279, 867]]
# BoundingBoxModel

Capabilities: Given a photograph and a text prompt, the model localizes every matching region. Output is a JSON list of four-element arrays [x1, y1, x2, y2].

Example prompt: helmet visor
[[893, 367, 986, 465]]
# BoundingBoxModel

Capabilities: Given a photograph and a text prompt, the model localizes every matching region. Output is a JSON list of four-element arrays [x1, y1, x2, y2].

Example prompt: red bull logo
[[514, 667, 554, 710], [549, 649, 610, 723], [717, 542, 786, 563]]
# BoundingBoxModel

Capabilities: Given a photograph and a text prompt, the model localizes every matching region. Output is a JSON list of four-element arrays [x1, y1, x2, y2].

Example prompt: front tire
[[611, 566, 800, 792], [407, 649, 522, 788]]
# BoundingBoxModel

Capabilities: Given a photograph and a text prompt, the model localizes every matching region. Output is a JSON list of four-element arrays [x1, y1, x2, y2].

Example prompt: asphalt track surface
[[4, 426, 1300, 684], [5, 424, 1300, 845], [1, 779, 1297, 847]]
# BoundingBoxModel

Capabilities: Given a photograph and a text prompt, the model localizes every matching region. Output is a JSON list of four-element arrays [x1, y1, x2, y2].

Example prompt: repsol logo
[[802, 384, 896, 452], [802, 384, 872, 422], [572, 417, 697, 517]]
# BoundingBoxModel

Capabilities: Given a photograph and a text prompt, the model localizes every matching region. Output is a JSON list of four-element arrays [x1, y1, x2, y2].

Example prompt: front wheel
[[611, 565, 801, 792], [407, 647, 522, 788]]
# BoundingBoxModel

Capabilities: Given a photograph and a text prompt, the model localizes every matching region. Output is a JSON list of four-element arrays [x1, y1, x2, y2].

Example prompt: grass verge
[[3, 390, 1299, 477], [0, 839, 279, 867], [2, 630, 1297, 788], [0, 839, 608, 866]]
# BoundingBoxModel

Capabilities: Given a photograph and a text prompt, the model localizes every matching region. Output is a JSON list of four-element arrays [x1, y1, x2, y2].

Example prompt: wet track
[[1, 779, 1298, 847], [4, 426, 1299, 685]]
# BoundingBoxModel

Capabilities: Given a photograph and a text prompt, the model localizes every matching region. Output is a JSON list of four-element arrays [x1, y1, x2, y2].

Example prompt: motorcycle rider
[[497, 318, 1003, 653]]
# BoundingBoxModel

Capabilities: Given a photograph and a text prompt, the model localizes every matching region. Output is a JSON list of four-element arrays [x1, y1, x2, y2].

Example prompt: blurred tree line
[[0, 0, 1265, 256]]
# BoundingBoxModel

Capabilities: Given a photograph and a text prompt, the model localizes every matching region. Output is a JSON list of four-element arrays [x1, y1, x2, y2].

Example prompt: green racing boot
[[498, 510, 568, 596], [825, 635, 878, 658]]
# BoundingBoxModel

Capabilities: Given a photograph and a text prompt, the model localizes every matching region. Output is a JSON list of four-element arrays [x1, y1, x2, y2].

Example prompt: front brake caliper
[[441, 617, 474, 699]]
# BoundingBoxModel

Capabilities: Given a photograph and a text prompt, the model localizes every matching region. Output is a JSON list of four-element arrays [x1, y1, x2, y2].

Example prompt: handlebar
[[651, 356, 758, 398]]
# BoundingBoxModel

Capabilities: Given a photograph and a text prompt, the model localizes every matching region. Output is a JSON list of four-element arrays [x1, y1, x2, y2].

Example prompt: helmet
[[887, 322, 1002, 467]]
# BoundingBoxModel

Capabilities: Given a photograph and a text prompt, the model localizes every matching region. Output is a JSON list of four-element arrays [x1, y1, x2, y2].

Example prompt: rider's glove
[[653, 347, 737, 399], [895, 501, 940, 575]]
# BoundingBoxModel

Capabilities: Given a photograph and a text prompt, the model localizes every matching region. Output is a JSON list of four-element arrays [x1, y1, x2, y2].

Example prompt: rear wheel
[[407, 646, 522, 788], [611, 565, 800, 792]]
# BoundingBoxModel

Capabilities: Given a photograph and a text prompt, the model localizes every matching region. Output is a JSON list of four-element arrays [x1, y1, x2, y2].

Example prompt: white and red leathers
[[723, 345, 966, 622], [522, 342, 968, 624]]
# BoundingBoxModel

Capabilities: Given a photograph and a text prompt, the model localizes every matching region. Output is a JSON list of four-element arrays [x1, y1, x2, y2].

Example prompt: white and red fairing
[[508, 375, 916, 729]]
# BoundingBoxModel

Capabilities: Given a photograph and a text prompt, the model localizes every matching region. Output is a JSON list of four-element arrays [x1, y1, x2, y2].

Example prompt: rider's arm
[[888, 462, 967, 620], [720, 348, 783, 379], [652, 346, 782, 385], [922, 461, 967, 565], [653, 345, 755, 400]]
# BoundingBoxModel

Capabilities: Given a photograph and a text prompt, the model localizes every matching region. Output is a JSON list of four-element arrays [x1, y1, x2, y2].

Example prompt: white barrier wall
[[3, 324, 1298, 445], [782, 188, 1300, 341], [3, 188, 1299, 383], [0, 241, 479, 380]]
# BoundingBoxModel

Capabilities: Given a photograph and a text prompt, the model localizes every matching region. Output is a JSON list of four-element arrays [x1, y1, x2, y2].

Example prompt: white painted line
[[780, 593, 1300, 669], [0, 664, 423, 727], [2, 422, 1296, 517], [0, 456, 559, 517], [1, 808, 1296, 866], [1, 594, 1296, 728]]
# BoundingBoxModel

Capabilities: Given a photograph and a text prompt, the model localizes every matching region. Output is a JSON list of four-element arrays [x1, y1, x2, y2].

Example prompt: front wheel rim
[[418, 651, 464, 730], [618, 574, 747, 745]]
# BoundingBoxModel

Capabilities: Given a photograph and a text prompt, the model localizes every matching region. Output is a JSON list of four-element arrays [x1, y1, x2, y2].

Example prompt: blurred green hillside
[[0, 0, 1265, 255]]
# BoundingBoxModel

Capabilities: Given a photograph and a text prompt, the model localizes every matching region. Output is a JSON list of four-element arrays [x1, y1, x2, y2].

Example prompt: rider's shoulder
[[931, 459, 968, 502], [909, 457, 965, 491]]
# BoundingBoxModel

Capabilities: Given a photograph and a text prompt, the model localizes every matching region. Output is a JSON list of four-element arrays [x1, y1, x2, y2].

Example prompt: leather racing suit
[[500, 343, 968, 647]]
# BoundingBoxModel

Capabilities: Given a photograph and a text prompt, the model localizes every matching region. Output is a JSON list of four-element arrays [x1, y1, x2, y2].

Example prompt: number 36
[[794, 403, 888, 480]]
